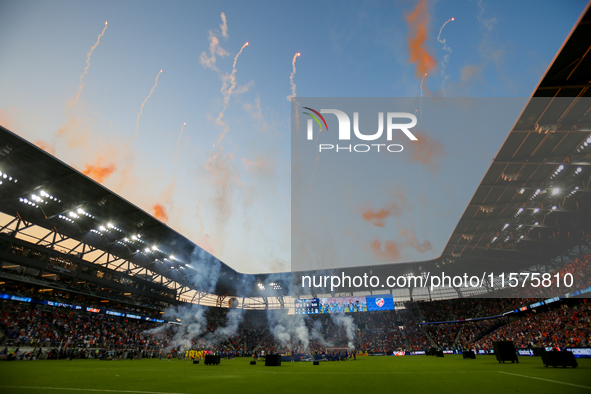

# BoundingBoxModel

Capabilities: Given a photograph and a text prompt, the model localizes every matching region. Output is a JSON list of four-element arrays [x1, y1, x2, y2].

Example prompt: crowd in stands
[[0, 281, 161, 318], [496, 254, 591, 299], [1, 253, 590, 360], [0, 302, 160, 349], [472, 301, 591, 350], [1, 264, 170, 312], [2, 295, 589, 358]]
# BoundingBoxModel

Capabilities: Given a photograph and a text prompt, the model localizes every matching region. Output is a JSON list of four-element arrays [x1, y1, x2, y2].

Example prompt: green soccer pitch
[[0, 355, 590, 394]]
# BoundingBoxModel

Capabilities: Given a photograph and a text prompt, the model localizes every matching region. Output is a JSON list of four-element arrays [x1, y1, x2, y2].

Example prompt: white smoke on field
[[167, 304, 207, 349], [145, 248, 255, 350], [143, 323, 168, 336], [330, 312, 357, 350], [310, 318, 333, 347], [142, 304, 208, 351], [266, 309, 310, 352], [209, 308, 244, 344], [207, 273, 253, 343], [144, 246, 222, 350]]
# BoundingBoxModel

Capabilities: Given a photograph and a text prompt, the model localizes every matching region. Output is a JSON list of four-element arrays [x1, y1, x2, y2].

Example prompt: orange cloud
[[369, 238, 401, 262], [406, 130, 444, 171], [153, 204, 168, 223], [0, 108, 20, 130], [460, 64, 483, 82], [35, 140, 56, 156], [399, 228, 433, 253], [82, 161, 116, 183], [362, 203, 403, 227], [406, 0, 437, 79]]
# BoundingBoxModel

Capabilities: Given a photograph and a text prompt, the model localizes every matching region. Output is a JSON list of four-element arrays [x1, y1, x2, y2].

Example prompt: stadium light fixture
[[567, 186, 580, 198], [58, 214, 74, 223], [40, 190, 59, 202], [550, 165, 564, 179], [502, 173, 519, 181], [19, 197, 39, 208]]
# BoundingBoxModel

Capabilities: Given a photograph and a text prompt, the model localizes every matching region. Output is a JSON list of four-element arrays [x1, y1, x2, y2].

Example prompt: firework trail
[[197, 42, 248, 236], [286, 52, 301, 101], [307, 119, 324, 192], [68, 22, 108, 109], [437, 17, 454, 51], [419, 73, 427, 119], [175, 123, 186, 163], [132, 70, 162, 141], [437, 17, 455, 96], [216, 42, 249, 139], [290, 53, 303, 178], [301, 115, 336, 270]]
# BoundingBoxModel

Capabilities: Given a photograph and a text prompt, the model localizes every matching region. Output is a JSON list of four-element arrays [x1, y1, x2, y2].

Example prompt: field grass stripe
[[0, 387, 188, 394], [498, 371, 591, 390]]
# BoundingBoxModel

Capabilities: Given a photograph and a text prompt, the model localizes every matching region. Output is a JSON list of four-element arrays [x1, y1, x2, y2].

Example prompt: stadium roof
[[0, 127, 259, 298], [441, 4, 591, 276], [293, 3, 591, 298]]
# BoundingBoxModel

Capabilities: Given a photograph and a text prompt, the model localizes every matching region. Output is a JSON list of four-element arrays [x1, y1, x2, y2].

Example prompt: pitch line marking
[[498, 371, 591, 390], [0, 387, 188, 394]]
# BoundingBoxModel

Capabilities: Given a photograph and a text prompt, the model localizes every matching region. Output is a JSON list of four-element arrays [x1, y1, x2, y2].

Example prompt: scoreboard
[[294, 295, 394, 314]]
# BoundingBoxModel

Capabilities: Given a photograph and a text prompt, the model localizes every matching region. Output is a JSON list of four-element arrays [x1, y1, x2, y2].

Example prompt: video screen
[[294, 295, 395, 314], [365, 296, 395, 311], [318, 297, 367, 313], [294, 298, 320, 314]]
